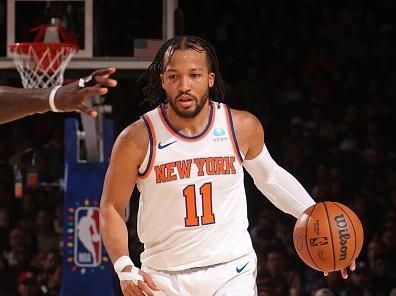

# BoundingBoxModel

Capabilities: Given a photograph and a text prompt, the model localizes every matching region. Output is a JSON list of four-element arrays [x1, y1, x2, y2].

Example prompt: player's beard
[[167, 90, 209, 119]]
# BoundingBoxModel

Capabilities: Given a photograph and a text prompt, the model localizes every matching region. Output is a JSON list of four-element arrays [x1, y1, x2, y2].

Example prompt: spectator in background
[[36, 250, 61, 290], [40, 265, 61, 296], [3, 227, 33, 273], [0, 184, 10, 253], [16, 271, 40, 296], [370, 254, 394, 295], [35, 210, 59, 253], [340, 260, 372, 296], [265, 247, 303, 296], [53, 205, 63, 236], [0, 255, 11, 295], [306, 275, 327, 296], [257, 274, 275, 296], [324, 272, 346, 296], [366, 238, 386, 269], [315, 288, 335, 296]]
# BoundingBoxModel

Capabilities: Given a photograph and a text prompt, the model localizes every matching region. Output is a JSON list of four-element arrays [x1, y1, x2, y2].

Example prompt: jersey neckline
[[158, 101, 215, 142]]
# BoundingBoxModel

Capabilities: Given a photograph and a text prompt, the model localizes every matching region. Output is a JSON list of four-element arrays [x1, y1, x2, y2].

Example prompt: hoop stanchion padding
[[8, 42, 78, 88], [61, 118, 117, 296]]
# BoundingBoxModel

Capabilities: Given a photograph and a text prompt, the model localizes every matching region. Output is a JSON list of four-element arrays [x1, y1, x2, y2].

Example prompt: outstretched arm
[[232, 110, 315, 218], [0, 67, 117, 124], [243, 144, 316, 218], [233, 109, 354, 279]]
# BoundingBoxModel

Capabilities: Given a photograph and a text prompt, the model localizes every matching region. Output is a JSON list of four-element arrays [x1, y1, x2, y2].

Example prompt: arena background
[[0, 0, 396, 295]]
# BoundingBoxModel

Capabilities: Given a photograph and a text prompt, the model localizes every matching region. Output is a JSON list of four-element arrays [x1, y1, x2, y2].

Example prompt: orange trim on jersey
[[157, 102, 216, 142], [224, 105, 244, 164], [138, 115, 157, 179]]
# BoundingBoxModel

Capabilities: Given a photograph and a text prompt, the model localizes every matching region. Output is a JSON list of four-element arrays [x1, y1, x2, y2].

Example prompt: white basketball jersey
[[136, 102, 254, 271]]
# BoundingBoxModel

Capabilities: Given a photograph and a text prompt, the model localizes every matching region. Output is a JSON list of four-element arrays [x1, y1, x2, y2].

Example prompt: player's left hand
[[54, 67, 117, 116], [324, 260, 356, 279]]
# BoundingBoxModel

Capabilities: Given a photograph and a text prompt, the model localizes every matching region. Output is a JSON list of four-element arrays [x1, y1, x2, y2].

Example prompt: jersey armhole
[[138, 115, 157, 179], [224, 104, 244, 163]]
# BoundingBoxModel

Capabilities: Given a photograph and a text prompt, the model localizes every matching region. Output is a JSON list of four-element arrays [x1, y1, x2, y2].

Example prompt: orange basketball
[[293, 201, 364, 272]]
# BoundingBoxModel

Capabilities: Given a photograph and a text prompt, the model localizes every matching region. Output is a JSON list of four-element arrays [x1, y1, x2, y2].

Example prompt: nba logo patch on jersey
[[74, 207, 101, 267], [212, 128, 228, 142]]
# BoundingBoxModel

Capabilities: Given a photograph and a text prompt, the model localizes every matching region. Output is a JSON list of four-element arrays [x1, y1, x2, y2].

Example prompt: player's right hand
[[120, 269, 160, 296]]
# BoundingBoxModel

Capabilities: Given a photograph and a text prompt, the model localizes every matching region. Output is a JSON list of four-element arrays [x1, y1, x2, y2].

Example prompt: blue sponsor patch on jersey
[[213, 128, 226, 137]]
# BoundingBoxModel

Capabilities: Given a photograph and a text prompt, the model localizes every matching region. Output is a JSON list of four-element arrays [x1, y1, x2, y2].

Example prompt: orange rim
[[8, 42, 78, 55]]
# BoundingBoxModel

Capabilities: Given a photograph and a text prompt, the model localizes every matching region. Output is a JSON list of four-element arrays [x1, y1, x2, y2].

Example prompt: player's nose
[[178, 76, 191, 92]]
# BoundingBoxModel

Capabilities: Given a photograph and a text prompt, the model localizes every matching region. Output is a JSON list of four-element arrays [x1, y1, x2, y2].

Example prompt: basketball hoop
[[8, 42, 78, 88]]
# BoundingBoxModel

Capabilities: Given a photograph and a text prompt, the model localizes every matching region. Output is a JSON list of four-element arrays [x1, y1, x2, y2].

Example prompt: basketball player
[[100, 36, 355, 296], [0, 67, 117, 124]]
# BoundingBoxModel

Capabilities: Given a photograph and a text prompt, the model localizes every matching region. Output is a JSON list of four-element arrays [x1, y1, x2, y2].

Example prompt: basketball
[[293, 201, 364, 272]]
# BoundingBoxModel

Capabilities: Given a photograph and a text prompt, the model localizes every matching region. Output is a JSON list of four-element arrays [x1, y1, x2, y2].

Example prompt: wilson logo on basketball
[[334, 214, 351, 261]]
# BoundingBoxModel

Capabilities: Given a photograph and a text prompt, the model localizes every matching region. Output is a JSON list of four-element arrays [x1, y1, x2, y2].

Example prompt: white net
[[9, 43, 77, 88]]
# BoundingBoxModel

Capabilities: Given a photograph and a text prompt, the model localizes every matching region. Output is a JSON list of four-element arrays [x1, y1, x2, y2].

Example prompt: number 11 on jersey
[[183, 183, 215, 227]]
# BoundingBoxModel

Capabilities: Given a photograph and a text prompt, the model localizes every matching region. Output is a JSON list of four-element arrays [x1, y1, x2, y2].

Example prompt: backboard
[[8, 0, 91, 57], [0, 0, 178, 70]]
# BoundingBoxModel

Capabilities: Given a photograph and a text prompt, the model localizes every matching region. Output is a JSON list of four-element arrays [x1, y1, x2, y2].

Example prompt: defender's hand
[[54, 67, 117, 116]]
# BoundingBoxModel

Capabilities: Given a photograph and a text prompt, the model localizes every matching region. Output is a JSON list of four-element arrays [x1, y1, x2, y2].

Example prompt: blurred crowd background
[[1, 0, 396, 295]]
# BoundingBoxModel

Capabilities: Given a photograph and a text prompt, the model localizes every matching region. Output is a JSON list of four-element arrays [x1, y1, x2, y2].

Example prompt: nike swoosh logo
[[158, 140, 177, 149], [236, 262, 249, 273]]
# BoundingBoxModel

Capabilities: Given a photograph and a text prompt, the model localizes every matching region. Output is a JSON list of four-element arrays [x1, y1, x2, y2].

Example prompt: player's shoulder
[[118, 119, 148, 143], [228, 108, 263, 131], [113, 119, 149, 158], [227, 108, 265, 158]]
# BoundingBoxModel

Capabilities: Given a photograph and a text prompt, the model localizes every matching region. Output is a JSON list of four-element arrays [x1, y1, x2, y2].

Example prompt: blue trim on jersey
[[225, 104, 244, 163], [138, 115, 154, 177], [160, 102, 214, 140]]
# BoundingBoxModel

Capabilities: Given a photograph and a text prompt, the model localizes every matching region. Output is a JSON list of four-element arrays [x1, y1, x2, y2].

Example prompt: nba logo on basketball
[[74, 207, 101, 267]]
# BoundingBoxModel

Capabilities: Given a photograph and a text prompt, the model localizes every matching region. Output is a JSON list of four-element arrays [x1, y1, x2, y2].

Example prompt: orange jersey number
[[183, 183, 215, 227]]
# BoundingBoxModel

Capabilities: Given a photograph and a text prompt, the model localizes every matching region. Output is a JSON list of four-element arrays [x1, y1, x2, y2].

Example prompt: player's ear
[[208, 72, 215, 88], [160, 73, 165, 89]]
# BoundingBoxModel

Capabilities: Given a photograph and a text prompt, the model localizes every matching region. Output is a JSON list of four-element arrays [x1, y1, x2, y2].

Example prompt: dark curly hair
[[140, 35, 226, 106]]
